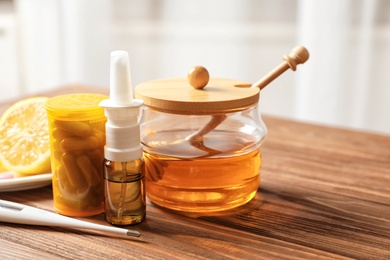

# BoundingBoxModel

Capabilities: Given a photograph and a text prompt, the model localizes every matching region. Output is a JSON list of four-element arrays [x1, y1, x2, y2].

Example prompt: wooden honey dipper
[[186, 46, 310, 148]]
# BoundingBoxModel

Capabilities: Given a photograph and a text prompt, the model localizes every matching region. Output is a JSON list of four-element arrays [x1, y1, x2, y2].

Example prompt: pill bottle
[[45, 93, 108, 217]]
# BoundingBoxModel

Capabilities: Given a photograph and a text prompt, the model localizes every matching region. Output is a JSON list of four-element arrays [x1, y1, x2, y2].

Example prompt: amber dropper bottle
[[99, 50, 146, 225]]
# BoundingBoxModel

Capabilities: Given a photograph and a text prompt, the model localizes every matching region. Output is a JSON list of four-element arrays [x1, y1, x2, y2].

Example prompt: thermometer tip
[[127, 230, 141, 237]]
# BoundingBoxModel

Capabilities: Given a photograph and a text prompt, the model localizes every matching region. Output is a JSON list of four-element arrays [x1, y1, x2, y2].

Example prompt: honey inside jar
[[139, 106, 266, 212], [144, 133, 261, 212]]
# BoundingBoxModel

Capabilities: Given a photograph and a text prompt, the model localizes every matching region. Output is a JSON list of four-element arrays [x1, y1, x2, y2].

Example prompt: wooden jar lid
[[134, 77, 259, 115]]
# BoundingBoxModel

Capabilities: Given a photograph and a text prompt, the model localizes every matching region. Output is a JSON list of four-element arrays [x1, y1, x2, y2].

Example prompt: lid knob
[[187, 66, 210, 89]]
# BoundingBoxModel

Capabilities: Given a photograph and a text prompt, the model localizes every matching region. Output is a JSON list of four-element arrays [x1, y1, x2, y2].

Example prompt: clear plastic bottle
[[45, 93, 107, 217]]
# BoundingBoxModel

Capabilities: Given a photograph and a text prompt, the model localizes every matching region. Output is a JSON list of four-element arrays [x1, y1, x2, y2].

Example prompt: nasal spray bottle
[[99, 51, 146, 225]]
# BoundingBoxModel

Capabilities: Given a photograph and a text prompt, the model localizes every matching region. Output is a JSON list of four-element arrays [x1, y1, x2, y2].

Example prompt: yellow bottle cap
[[45, 93, 108, 120]]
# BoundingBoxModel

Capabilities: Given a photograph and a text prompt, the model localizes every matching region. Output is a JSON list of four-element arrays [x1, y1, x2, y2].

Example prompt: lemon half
[[0, 97, 51, 175]]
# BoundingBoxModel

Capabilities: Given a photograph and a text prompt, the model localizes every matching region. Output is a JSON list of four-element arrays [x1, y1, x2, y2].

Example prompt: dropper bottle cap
[[99, 50, 144, 162]]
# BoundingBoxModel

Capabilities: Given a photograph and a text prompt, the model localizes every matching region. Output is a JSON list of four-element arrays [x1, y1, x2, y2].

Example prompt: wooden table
[[1, 86, 389, 259]]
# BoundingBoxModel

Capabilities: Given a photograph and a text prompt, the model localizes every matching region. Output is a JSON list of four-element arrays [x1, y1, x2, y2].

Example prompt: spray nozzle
[[99, 50, 144, 162], [100, 50, 143, 108], [110, 51, 133, 105]]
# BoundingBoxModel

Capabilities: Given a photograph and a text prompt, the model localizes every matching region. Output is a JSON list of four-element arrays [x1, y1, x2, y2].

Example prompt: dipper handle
[[252, 45, 310, 90]]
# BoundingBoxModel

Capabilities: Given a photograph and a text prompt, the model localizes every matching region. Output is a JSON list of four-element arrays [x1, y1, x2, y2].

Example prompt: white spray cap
[[99, 50, 144, 162]]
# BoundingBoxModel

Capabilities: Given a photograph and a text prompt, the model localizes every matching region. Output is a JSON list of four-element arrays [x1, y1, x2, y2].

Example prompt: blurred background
[[0, 0, 389, 135]]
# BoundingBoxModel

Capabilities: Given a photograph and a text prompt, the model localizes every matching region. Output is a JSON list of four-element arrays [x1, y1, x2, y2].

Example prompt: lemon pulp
[[0, 97, 51, 175]]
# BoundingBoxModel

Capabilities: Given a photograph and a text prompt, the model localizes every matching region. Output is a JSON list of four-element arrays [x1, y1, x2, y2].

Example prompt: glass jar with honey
[[137, 46, 309, 213], [135, 70, 267, 212]]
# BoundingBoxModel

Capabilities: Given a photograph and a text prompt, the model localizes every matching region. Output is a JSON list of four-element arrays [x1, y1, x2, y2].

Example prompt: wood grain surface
[[0, 86, 389, 259]]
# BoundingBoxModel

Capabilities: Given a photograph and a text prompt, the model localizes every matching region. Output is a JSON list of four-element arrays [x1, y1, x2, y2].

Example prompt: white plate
[[0, 173, 52, 192]]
